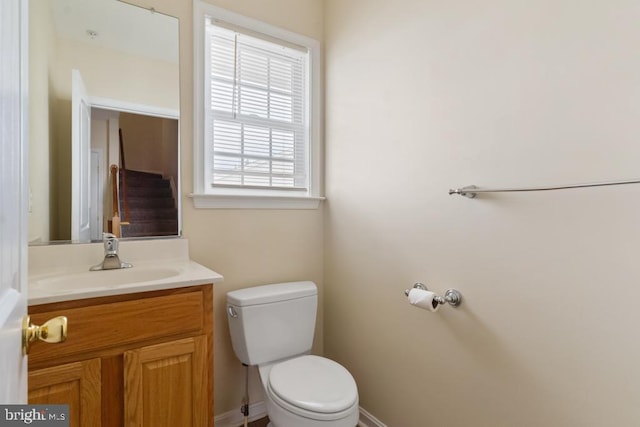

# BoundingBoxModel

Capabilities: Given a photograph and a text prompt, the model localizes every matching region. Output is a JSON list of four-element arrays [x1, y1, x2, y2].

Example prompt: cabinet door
[[29, 358, 102, 427], [124, 336, 207, 427]]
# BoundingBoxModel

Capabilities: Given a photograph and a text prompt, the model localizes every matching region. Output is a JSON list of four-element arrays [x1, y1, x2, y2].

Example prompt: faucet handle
[[103, 232, 118, 255]]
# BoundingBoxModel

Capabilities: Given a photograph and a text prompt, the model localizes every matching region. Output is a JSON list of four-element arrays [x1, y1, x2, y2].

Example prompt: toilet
[[226, 281, 359, 427]]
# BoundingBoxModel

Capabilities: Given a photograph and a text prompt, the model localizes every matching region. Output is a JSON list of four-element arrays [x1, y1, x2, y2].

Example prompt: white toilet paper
[[407, 288, 440, 312]]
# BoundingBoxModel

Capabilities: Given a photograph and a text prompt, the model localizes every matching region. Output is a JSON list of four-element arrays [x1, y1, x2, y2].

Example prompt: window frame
[[192, 1, 323, 209]]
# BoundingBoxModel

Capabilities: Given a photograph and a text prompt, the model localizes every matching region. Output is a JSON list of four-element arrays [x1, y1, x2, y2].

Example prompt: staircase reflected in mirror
[[120, 169, 178, 238]]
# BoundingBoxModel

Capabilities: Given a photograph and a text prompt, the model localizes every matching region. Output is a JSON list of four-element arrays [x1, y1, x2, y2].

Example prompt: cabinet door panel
[[124, 336, 207, 427], [29, 358, 102, 427]]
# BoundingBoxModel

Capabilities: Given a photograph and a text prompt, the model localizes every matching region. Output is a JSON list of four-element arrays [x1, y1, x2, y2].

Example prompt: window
[[192, 3, 322, 209]]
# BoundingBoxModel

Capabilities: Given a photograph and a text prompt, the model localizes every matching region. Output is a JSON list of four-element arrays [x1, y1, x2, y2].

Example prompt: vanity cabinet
[[27, 285, 213, 427]]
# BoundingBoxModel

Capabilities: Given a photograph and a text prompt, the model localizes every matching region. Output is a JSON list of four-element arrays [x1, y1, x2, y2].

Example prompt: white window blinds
[[204, 21, 309, 191]]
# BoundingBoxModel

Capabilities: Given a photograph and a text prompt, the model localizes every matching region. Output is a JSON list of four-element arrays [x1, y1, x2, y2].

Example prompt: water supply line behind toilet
[[241, 363, 249, 427]]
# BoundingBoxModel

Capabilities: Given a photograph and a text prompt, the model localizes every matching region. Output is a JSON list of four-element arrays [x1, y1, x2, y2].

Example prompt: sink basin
[[30, 266, 182, 293]]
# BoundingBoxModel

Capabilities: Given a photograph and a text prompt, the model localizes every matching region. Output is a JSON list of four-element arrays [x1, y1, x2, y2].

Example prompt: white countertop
[[28, 238, 223, 305]]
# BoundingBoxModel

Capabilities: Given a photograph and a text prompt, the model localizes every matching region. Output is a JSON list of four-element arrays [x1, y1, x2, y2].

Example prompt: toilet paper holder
[[404, 283, 463, 307]]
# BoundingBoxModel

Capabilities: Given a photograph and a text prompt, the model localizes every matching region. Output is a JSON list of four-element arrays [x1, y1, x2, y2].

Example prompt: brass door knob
[[22, 315, 67, 355]]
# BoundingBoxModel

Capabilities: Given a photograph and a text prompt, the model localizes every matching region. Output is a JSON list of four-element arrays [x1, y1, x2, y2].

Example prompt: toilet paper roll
[[407, 288, 440, 312]]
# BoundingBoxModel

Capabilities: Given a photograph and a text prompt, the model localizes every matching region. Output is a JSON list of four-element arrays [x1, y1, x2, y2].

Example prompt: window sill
[[189, 193, 324, 209]]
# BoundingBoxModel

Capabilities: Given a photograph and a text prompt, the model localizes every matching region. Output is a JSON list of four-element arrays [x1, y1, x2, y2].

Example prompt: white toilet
[[226, 281, 359, 427]]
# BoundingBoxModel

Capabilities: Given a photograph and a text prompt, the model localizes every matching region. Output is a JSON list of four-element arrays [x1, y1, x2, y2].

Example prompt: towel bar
[[449, 179, 640, 198]]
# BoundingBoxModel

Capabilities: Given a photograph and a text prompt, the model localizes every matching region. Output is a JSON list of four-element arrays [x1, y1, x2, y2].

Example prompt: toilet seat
[[267, 355, 358, 421]]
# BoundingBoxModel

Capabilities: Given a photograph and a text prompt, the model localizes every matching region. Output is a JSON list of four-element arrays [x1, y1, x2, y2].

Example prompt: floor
[[245, 417, 269, 427]]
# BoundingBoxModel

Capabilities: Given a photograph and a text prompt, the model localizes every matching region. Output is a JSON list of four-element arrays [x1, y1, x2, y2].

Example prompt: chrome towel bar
[[449, 178, 640, 198]]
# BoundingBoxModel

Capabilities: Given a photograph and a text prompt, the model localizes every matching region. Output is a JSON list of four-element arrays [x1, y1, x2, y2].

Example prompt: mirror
[[28, 0, 180, 245]]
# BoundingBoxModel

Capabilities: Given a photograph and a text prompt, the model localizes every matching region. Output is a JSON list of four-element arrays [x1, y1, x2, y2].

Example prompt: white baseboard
[[214, 402, 386, 427], [358, 406, 387, 427], [214, 401, 267, 427]]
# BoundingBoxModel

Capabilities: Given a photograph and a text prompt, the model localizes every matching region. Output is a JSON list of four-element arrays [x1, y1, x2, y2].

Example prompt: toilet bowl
[[260, 355, 359, 427], [226, 282, 359, 427]]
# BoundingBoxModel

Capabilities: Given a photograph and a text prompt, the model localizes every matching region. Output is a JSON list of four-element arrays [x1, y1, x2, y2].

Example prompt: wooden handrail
[[119, 128, 130, 223], [109, 164, 121, 238]]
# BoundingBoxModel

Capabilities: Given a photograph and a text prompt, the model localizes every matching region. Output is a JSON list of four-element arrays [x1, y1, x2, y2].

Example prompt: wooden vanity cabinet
[[27, 285, 213, 427]]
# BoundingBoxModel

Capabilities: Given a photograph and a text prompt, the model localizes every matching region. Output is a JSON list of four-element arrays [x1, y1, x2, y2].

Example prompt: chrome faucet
[[90, 233, 133, 271]]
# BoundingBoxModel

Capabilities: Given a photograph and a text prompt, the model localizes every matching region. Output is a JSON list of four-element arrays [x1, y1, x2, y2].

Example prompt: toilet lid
[[268, 355, 358, 414]]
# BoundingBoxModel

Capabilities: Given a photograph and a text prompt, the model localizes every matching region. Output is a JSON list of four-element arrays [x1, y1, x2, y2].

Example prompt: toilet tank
[[227, 281, 317, 366]]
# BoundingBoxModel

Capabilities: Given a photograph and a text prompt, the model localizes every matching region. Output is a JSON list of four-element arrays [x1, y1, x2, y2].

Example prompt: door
[[0, 0, 29, 403], [71, 69, 91, 242], [90, 149, 104, 242]]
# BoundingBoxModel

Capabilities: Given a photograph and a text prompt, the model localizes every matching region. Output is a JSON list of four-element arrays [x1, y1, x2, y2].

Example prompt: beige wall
[[325, 0, 640, 425], [161, 118, 179, 185], [51, 99, 71, 241], [125, 0, 324, 417], [51, 37, 179, 110], [28, 0, 55, 243], [119, 112, 178, 183]]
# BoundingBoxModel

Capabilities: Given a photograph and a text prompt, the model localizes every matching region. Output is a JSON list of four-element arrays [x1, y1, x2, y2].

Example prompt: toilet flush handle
[[227, 306, 238, 318]]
